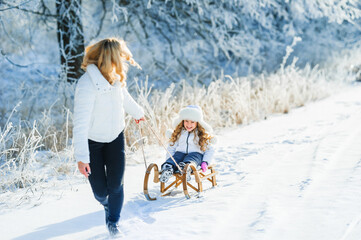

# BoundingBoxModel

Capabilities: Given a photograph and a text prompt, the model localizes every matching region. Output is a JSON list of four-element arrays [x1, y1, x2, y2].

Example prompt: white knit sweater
[[73, 64, 144, 163]]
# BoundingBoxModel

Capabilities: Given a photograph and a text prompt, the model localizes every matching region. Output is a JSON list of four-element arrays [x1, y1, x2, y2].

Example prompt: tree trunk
[[56, 0, 84, 83]]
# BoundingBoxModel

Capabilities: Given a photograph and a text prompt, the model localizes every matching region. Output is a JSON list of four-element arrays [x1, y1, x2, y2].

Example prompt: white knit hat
[[172, 105, 213, 133]]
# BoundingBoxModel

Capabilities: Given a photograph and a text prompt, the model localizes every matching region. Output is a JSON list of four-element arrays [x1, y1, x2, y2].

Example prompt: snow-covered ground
[[1, 83, 361, 240]]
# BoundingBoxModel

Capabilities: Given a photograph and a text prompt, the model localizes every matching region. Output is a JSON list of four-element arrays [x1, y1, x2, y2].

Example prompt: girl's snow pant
[[88, 132, 125, 224], [163, 151, 203, 171]]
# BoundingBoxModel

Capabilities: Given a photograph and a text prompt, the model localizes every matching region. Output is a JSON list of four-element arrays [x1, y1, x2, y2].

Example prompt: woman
[[73, 38, 144, 237]]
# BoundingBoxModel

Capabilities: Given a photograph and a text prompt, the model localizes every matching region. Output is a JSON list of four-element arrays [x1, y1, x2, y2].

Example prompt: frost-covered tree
[[0, 0, 84, 82], [1, 0, 361, 86], [104, 0, 361, 85], [56, 0, 84, 82]]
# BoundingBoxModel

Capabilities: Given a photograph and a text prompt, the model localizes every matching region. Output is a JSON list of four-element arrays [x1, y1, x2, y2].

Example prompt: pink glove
[[201, 162, 208, 172]]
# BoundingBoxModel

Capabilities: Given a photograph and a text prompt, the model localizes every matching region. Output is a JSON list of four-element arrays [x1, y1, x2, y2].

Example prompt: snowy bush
[[0, 54, 355, 208], [125, 59, 339, 146], [0, 104, 78, 208]]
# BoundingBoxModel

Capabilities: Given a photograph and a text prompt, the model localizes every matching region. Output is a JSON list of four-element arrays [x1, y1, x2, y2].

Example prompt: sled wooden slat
[[175, 177, 183, 188], [187, 182, 199, 192], [161, 191, 172, 197], [162, 176, 182, 192], [143, 162, 218, 200], [199, 171, 219, 184]]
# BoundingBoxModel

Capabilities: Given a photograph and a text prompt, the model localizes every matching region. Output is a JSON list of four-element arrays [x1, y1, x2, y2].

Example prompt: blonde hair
[[170, 121, 213, 152], [81, 38, 141, 85]]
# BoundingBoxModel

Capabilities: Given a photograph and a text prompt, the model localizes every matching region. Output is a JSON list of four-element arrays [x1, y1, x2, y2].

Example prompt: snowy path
[[1, 84, 361, 240]]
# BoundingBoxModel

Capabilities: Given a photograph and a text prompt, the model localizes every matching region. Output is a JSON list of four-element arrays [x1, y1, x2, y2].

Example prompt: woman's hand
[[135, 116, 145, 124], [78, 161, 91, 178]]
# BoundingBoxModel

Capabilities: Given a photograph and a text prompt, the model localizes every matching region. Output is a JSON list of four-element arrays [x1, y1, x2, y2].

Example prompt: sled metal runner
[[143, 163, 218, 200]]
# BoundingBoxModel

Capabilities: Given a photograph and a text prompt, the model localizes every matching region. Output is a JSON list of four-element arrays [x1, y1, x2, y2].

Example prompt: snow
[[1, 84, 361, 239]]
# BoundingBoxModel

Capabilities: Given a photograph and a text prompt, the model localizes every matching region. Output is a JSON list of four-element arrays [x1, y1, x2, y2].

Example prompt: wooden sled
[[143, 163, 218, 200]]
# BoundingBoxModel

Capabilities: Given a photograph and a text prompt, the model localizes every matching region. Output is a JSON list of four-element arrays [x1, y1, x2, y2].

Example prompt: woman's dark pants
[[88, 132, 125, 224]]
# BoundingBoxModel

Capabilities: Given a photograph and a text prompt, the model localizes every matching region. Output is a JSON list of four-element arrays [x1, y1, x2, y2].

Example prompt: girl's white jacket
[[166, 129, 215, 164], [73, 64, 144, 163]]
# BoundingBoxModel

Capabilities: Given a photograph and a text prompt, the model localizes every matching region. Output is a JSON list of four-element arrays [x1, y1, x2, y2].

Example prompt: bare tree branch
[[1, 49, 29, 68], [1, 1, 57, 17], [0, 0, 33, 11]]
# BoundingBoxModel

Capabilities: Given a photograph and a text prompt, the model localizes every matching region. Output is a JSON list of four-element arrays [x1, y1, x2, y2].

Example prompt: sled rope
[[143, 118, 183, 174], [137, 123, 148, 169]]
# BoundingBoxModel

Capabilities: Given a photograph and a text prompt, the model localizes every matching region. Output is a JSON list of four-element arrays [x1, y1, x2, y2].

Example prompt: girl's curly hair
[[170, 121, 213, 151]]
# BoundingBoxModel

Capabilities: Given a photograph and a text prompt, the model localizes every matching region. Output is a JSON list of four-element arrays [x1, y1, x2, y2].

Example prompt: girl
[[73, 38, 144, 237], [160, 105, 215, 182]]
